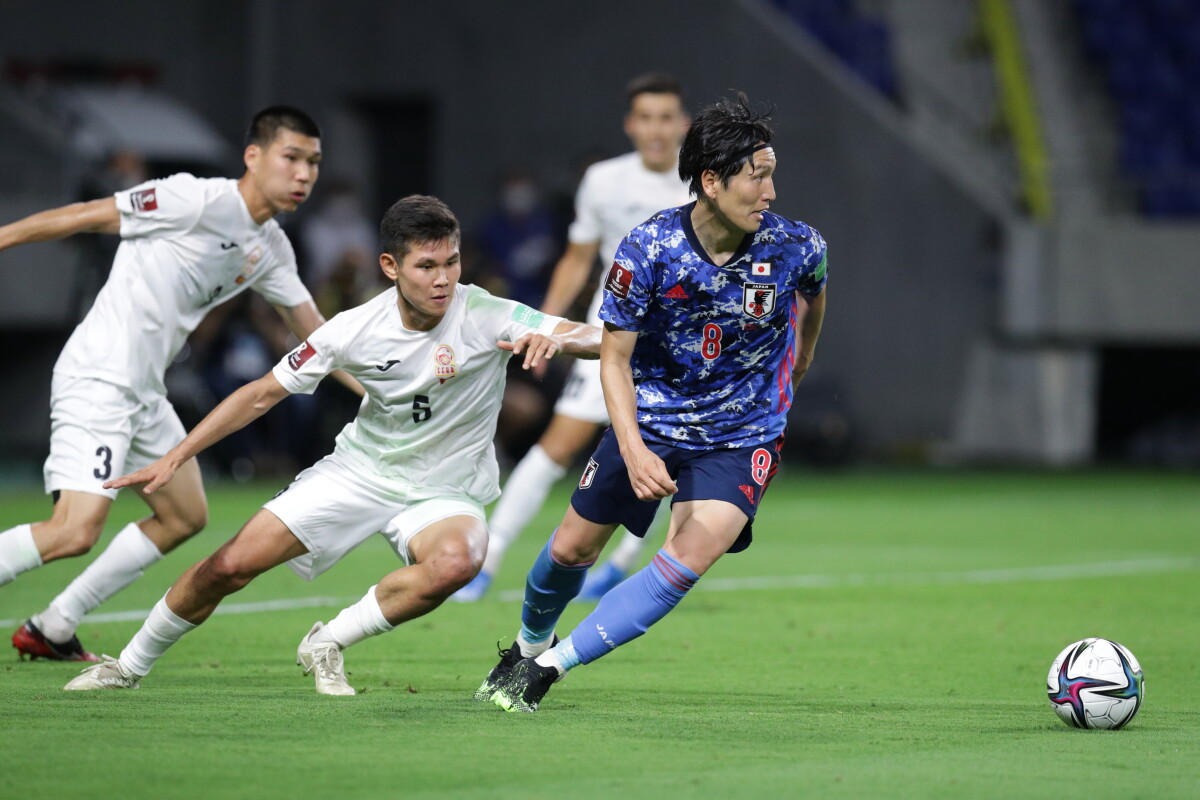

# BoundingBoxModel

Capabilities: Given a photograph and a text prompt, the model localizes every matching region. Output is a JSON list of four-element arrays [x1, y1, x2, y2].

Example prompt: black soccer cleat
[[472, 635, 557, 702], [491, 657, 560, 713], [12, 620, 99, 662]]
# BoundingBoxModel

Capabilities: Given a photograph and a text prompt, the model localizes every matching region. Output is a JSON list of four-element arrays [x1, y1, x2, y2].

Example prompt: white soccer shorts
[[552, 357, 610, 424], [264, 456, 485, 581], [43, 375, 186, 500]]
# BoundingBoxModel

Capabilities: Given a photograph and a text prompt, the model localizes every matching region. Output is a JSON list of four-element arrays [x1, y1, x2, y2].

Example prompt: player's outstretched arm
[[273, 300, 364, 396], [104, 372, 292, 495], [601, 324, 677, 501], [498, 320, 601, 373], [540, 241, 600, 317], [792, 288, 827, 385], [0, 197, 120, 251]]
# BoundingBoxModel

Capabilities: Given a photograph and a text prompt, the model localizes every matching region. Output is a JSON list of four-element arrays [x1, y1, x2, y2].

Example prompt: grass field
[[1, 469, 1197, 799]]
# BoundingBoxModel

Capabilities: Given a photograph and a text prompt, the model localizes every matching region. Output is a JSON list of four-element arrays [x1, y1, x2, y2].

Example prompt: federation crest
[[434, 344, 457, 383], [743, 282, 776, 319], [579, 458, 599, 489]]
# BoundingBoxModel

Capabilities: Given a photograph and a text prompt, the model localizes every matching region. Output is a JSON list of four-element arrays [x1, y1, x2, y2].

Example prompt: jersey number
[[411, 395, 432, 423], [750, 448, 772, 486], [701, 324, 723, 360], [93, 446, 113, 480]]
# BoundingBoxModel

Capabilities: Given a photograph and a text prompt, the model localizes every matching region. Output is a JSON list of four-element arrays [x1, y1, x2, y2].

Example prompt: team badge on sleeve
[[130, 188, 158, 213], [434, 344, 458, 384], [743, 282, 776, 319], [604, 262, 633, 299], [287, 341, 316, 370]]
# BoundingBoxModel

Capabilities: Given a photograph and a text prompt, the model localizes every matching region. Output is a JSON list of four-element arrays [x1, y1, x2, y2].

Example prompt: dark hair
[[245, 105, 321, 148], [678, 93, 774, 197], [626, 72, 685, 109], [380, 195, 460, 258]]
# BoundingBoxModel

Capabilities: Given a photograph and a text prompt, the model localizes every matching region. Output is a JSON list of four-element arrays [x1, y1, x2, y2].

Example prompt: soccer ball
[[1046, 638, 1143, 730]]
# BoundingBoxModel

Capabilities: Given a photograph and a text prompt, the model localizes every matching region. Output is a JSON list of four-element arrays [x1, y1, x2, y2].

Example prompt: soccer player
[[0, 106, 336, 661], [62, 195, 600, 694], [452, 73, 692, 602], [477, 95, 829, 712]]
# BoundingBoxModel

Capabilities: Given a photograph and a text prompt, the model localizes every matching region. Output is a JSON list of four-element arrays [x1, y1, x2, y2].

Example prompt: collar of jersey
[[679, 201, 756, 268]]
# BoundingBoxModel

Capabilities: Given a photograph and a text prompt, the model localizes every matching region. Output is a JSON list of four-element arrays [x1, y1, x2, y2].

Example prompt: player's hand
[[624, 445, 677, 501], [497, 333, 563, 378], [103, 458, 179, 495]]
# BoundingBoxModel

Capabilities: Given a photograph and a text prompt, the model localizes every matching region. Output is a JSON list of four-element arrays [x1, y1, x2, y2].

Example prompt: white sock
[[605, 502, 667, 572], [119, 595, 197, 677], [483, 444, 567, 575], [0, 524, 42, 586], [517, 629, 555, 659], [36, 523, 163, 641], [606, 531, 648, 572], [320, 585, 394, 649]]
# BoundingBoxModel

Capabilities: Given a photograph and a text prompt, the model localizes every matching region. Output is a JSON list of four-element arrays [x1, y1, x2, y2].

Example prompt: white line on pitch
[[2, 557, 1194, 627]]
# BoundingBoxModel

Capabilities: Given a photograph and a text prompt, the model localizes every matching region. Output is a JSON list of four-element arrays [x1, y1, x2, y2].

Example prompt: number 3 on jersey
[[701, 323, 723, 360]]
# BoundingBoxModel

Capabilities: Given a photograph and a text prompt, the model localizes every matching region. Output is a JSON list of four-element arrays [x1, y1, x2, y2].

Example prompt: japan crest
[[743, 282, 776, 319]]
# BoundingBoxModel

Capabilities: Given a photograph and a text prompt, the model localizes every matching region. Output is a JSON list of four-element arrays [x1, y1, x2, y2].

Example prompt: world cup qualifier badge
[[743, 282, 776, 319], [434, 344, 457, 384]]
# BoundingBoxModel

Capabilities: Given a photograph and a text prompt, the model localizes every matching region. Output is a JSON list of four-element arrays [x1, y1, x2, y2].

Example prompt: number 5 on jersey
[[411, 395, 432, 423]]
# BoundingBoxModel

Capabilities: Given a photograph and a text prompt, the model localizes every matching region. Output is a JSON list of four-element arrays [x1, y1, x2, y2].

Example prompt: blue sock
[[519, 530, 593, 645], [568, 548, 699, 666]]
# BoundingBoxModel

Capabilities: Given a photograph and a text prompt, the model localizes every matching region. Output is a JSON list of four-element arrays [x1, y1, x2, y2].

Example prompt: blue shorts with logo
[[570, 427, 784, 553]]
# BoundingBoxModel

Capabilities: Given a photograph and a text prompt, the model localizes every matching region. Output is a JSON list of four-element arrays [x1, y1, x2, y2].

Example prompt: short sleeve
[[115, 173, 205, 240], [271, 315, 343, 395], [250, 232, 315, 308], [566, 166, 602, 246], [597, 236, 654, 331], [464, 285, 563, 344], [796, 231, 828, 297]]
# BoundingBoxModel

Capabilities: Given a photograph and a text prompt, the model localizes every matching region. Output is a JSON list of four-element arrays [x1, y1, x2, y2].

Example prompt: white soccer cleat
[[63, 655, 141, 691], [296, 622, 356, 696]]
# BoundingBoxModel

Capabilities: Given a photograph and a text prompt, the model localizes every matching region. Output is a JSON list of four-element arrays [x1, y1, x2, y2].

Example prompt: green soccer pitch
[[1, 469, 1197, 799]]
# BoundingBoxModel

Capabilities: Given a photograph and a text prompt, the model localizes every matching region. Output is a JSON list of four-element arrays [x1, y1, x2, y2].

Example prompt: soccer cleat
[[12, 620, 100, 662], [472, 635, 558, 701], [579, 561, 626, 600], [63, 655, 140, 690], [491, 657, 560, 713], [450, 570, 492, 602], [296, 621, 356, 696]]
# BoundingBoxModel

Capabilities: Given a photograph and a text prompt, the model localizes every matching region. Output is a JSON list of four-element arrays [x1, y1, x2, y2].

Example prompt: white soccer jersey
[[272, 283, 564, 505], [53, 173, 313, 397], [567, 151, 691, 323]]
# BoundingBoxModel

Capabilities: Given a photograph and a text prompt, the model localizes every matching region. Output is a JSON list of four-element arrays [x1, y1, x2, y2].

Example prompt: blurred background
[[1, 0, 1197, 486]]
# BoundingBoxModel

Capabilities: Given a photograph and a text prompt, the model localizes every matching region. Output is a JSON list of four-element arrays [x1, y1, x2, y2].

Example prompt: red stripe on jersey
[[653, 554, 695, 592], [774, 295, 799, 413]]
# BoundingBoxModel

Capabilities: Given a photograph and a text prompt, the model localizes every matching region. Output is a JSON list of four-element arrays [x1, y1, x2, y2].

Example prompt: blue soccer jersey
[[599, 202, 827, 449]]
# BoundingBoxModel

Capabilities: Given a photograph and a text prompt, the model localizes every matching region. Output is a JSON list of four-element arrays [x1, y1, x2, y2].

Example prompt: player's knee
[[158, 505, 208, 542], [49, 519, 106, 558], [425, 542, 481, 596], [197, 551, 256, 594]]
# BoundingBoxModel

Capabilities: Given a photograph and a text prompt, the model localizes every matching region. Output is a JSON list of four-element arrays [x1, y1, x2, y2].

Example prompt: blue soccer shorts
[[570, 427, 784, 553]]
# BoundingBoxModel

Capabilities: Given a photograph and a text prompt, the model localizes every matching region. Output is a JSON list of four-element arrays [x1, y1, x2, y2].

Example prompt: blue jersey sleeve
[[794, 229, 828, 296], [598, 235, 656, 331]]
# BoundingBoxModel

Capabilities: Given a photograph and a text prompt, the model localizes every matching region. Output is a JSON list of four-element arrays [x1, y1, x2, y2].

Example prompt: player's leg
[[494, 499, 744, 712], [496, 441, 778, 711], [453, 412, 599, 601], [64, 508, 308, 690], [32, 457, 207, 651], [477, 504, 616, 704], [5, 491, 113, 661], [312, 512, 487, 660]]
